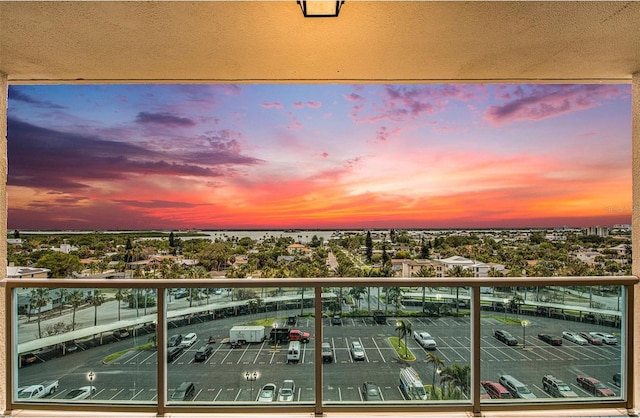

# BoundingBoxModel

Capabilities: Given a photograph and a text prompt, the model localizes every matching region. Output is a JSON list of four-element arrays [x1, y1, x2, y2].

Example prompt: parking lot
[[17, 312, 622, 404]]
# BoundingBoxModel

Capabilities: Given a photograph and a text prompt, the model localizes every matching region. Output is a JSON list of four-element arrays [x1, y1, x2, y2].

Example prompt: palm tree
[[89, 289, 106, 327], [30, 288, 50, 338], [448, 265, 473, 313], [349, 287, 367, 312], [439, 364, 470, 398], [414, 265, 436, 312], [425, 351, 445, 387], [394, 319, 412, 358], [387, 287, 403, 313], [56, 288, 66, 316], [114, 288, 129, 321], [67, 290, 84, 331]]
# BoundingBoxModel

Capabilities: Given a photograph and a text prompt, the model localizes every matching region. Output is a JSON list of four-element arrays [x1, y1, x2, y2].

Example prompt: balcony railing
[[3, 276, 636, 416]]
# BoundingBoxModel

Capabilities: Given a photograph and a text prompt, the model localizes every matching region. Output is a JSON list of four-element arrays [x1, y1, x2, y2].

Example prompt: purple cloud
[[485, 85, 624, 125], [7, 118, 260, 193], [135, 112, 196, 127], [8, 88, 66, 109]]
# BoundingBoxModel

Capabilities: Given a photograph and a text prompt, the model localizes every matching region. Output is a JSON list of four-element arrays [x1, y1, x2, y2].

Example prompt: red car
[[576, 376, 615, 397], [579, 332, 603, 345]]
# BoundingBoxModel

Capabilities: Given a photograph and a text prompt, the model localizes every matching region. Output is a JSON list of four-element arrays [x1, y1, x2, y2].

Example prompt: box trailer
[[229, 326, 265, 344]]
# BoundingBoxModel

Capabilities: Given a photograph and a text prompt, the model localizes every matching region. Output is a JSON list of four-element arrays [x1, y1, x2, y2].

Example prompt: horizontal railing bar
[[3, 275, 638, 289]]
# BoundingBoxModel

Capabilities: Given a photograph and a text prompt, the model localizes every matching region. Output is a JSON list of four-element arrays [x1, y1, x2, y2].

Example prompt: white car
[[562, 331, 588, 345], [258, 383, 277, 402], [590, 332, 618, 345], [413, 331, 437, 350], [180, 332, 198, 348], [64, 386, 96, 400]]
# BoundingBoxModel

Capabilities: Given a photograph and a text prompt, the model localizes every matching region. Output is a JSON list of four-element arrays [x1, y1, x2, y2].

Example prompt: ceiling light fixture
[[297, 0, 344, 17]]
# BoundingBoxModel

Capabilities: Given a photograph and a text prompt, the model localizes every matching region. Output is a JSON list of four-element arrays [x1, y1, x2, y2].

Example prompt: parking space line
[[213, 388, 222, 401], [140, 351, 157, 364], [480, 345, 501, 362], [371, 336, 386, 363], [130, 388, 145, 400], [109, 388, 124, 400], [253, 343, 265, 364], [192, 388, 203, 400], [236, 344, 251, 364], [233, 388, 243, 401]]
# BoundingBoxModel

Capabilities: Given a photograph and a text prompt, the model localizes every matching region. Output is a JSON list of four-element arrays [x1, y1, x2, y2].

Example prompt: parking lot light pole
[[87, 371, 95, 398], [503, 299, 508, 320], [521, 320, 529, 349], [245, 371, 257, 401]]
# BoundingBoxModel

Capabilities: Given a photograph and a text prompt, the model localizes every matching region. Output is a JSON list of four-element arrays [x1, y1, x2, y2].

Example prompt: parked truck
[[229, 326, 265, 345], [17, 380, 59, 399], [269, 327, 310, 343]]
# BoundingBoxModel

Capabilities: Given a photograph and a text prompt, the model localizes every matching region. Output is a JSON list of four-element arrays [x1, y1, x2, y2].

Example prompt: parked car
[[579, 332, 603, 345], [562, 331, 587, 345], [576, 375, 615, 397], [589, 332, 618, 345], [494, 329, 518, 346], [350, 341, 365, 361], [170, 382, 195, 401], [278, 380, 295, 402], [321, 342, 334, 363], [113, 328, 130, 338], [538, 333, 562, 346], [542, 375, 578, 398], [481, 380, 512, 399], [613, 372, 621, 387], [257, 383, 277, 402], [180, 332, 198, 348], [362, 381, 382, 401], [413, 331, 437, 350], [332, 314, 342, 325], [286, 316, 297, 326], [499, 374, 536, 399], [194, 345, 213, 362], [21, 353, 38, 366], [168, 334, 183, 347], [64, 386, 96, 400], [167, 346, 183, 362]]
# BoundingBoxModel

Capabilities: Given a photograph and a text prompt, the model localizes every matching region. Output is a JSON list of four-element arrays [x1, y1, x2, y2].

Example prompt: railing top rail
[[2, 275, 637, 289]]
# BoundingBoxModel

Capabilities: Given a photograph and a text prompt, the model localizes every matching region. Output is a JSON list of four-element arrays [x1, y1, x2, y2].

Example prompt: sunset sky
[[6, 84, 632, 230]]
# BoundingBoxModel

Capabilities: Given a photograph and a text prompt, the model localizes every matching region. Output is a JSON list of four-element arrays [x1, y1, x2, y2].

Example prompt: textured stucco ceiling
[[1, 1, 640, 84]]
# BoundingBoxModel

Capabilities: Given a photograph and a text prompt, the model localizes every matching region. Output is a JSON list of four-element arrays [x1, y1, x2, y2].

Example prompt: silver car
[[562, 331, 588, 345], [413, 331, 437, 350], [350, 341, 365, 361]]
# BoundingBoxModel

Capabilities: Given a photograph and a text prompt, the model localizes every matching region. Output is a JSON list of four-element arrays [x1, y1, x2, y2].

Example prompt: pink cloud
[[261, 102, 283, 109], [485, 85, 623, 126], [307, 101, 322, 108]]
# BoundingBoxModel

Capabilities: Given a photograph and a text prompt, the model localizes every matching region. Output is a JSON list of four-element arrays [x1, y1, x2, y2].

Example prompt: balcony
[[4, 275, 636, 417]]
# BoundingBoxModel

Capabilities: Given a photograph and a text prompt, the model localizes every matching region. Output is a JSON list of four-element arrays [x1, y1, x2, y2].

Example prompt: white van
[[399, 367, 428, 400], [287, 341, 301, 364]]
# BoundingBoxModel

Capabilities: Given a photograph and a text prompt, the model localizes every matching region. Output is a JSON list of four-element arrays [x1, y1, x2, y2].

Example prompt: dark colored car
[[576, 375, 615, 397], [372, 310, 386, 325], [167, 346, 184, 362], [168, 334, 183, 347], [494, 330, 518, 346], [287, 316, 297, 326], [362, 382, 382, 401], [194, 345, 213, 362], [538, 333, 563, 346], [170, 382, 195, 401], [332, 314, 342, 325], [613, 372, 621, 387]]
